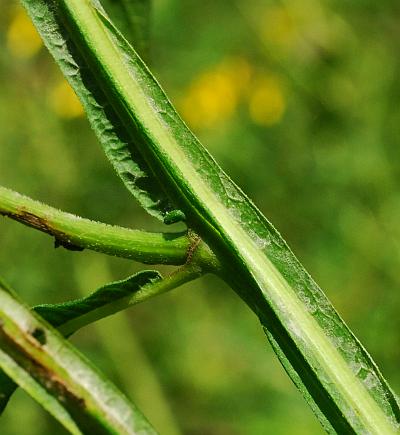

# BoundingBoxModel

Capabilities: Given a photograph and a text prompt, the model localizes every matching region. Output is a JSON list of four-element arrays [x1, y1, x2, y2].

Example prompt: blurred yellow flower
[[179, 57, 252, 130], [49, 80, 84, 119], [179, 58, 286, 129], [248, 75, 286, 126], [7, 6, 42, 59], [223, 57, 253, 94]]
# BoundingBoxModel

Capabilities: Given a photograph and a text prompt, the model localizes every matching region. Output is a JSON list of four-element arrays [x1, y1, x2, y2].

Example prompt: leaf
[[100, 0, 151, 60], [34, 270, 161, 333], [39, 1, 400, 433], [20, 0, 182, 221], [0, 280, 157, 434], [0, 270, 161, 414]]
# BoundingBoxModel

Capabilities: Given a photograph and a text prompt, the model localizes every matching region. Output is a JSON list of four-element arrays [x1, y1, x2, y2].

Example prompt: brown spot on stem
[[0, 321, 85, 410], [2, 209, 84, 252]]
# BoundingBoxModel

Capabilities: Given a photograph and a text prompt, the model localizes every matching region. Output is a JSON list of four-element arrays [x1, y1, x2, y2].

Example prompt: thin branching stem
[[58, 263, 203, 336], [0, 186, 218, 270]]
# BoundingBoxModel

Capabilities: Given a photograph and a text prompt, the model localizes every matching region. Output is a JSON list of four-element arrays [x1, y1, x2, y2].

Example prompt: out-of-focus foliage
[[0, 0, 399, 434]]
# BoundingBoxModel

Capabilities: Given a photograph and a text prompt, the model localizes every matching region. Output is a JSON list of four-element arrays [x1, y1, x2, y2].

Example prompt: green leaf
[[0, 279, 157, 434], [0, 271, 161, 414], [35, 270, 161, 334], [100, 0, 151, 60], [20, 0, 181, 221], [38, 1, 400, 433]]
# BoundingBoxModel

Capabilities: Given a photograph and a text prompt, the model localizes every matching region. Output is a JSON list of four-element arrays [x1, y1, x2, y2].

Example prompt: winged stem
[[17, 0, 400, 432]]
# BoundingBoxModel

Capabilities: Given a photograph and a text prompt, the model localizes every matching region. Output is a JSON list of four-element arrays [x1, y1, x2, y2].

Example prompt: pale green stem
[[53, 1, 398, 432], [0, 281, 157, 434], [0, 185, 217, 270]]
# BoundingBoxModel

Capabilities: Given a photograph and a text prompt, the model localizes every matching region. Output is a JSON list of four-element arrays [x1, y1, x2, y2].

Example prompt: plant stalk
[[58, 263, 203, 336], [0, 185, 217, 270]]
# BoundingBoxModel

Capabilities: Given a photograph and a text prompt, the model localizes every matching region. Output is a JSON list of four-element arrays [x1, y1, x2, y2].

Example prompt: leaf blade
[[34, 270, 161, 332]]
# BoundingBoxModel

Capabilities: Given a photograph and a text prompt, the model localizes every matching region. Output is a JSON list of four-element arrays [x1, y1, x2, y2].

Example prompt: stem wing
[[20, 0, 181, 221]]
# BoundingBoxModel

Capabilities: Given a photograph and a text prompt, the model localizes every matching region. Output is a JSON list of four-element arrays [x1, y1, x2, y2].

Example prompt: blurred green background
[[1, 0, 399, 433]]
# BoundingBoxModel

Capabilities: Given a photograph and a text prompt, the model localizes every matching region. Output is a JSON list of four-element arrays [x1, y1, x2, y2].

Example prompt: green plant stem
[[51, 1, 398, 433], [0, 264, 203, 417], [0, 185, 217, 270], [58, 263, 202, 337], [73, 258, 182, 435], [18, 1, 400, 432], [0, 279, 156, 434]]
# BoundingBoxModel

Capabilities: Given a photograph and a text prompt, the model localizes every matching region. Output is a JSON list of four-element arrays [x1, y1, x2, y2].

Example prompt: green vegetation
[[0, 0, 399, 433]]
